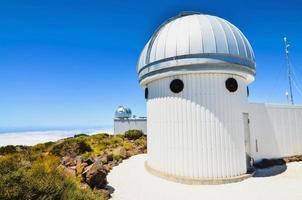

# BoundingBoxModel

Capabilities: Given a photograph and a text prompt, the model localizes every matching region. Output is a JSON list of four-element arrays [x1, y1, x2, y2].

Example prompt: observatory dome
[[137, 12, 256, 85], [114, 106, 132, 119]]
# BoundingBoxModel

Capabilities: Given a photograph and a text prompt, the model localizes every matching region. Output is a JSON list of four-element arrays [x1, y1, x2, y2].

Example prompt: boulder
[[126, 148, 140, 157], [84, 161, 107, 189], [99, 189, 110, 199], [82, 164, 93, 175], [97, 154, 109, 164], [138, 145, 147, 153], [107, 153, 113, 162], [64, 166, 76, 176], [102, 164, 110, 172], [61, 156, 76, 166], [76, 158, 86, 175], [105, 160, 117, 171], [70, 166, 76, 170], [114, 147, 127, 159], [75, 156, 83, 164], [283, 155, 302, 163], [84, 158, 94, 165]]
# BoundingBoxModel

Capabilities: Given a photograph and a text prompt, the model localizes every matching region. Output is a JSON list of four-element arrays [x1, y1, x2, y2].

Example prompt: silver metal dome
[[137, 12, 256, 85], [115, 106, 132, 119]]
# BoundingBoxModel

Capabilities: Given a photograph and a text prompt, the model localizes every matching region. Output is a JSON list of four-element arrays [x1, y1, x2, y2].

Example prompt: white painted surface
[[147, 73, 249, 179], [108, 154, 302, 200], [249, 103, 302, 162], [137, 13, 255, 71], [137, 13, 256, 85], [114, 118, 147, 134]]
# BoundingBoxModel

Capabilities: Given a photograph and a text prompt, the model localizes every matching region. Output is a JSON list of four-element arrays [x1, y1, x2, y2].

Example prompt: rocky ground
[[0, 130, 147, 200], [58, 131, 147, 198]]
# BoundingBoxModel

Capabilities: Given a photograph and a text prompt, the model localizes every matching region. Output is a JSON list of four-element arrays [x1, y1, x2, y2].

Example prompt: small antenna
[[284, 37, 294, 104]]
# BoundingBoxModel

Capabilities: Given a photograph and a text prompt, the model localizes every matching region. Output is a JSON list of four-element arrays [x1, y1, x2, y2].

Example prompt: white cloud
[[0, 128, 112, 147]]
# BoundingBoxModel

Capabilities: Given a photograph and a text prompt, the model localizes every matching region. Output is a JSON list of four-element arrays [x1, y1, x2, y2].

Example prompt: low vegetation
[[124, 129, 144, 140], [51, 138, 92, 157], [0, 130, 147, 200]]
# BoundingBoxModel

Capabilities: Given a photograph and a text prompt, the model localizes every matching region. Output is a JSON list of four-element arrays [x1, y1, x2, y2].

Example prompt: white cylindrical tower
[[137, 12, 256, 183]]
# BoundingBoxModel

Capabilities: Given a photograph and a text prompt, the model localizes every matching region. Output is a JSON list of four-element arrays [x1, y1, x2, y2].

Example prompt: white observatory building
[[113, 106, 147, 134], [137, 12, 302, 184]]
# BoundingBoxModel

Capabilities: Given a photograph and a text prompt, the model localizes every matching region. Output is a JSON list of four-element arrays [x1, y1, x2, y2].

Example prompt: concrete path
[[108, 154, 302, 200]]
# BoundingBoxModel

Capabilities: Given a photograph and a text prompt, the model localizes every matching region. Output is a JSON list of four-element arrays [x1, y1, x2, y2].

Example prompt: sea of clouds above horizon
[[0, 128, 113, 147]]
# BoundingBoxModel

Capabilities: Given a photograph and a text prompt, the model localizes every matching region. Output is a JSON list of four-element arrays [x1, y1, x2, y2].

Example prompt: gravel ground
[[108, 154, 302, 200]]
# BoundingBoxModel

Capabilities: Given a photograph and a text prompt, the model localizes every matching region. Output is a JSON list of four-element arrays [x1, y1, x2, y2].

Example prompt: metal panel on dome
[[150, 36, 159, 62], [207, 16, 228, 53], [137, 13, 256, 86], [189, 15, 203, 54], [237, 29, 253, 60], [227, 22, 247, 58], [198, 15, 216, 53], [176, 17, 190, 56], [137, 41, 149, 71], [218, 18, 240, 56], [164, 20, 178, 59], [155, 22, 171, 61]]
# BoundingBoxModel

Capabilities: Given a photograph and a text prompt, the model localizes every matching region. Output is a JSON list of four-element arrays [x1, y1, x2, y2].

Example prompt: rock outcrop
[[59, 133, 147, 198]]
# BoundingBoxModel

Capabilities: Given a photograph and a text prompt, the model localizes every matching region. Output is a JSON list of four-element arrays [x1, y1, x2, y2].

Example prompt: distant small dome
[[137, 12, 256, 85], [115, 106, 132, 118]]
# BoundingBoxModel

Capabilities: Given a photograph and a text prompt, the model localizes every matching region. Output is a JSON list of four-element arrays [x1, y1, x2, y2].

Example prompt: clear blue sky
[[1, 0, 302, 128]]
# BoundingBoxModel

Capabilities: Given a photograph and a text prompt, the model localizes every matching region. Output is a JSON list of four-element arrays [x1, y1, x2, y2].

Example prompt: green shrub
[[51, 138, 92, 157], [135, 136, 147, 147], [124, 130, 143, 140], [109, 136, 123, 144], [0, 153, 27, 174], [112, 154, 121, 161], [74, 133, 89, 138], [0, 154, 104, 200], [31, 142, 55, 153], [97, 143, 107, 151], [81, 152, 91, 159], [0, 130, 147, 200], [123, 142, 134, 151], [90, 134, 107, 141], [0, 145, 29, 155], [62, 178, 104, 200], [0, 145, 17, 155]]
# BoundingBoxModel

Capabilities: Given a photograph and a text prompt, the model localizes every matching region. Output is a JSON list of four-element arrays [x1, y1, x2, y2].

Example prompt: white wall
[[249, 103, 302, 162], [114, 118, 147, 134], [147, 73, 249, 179]]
